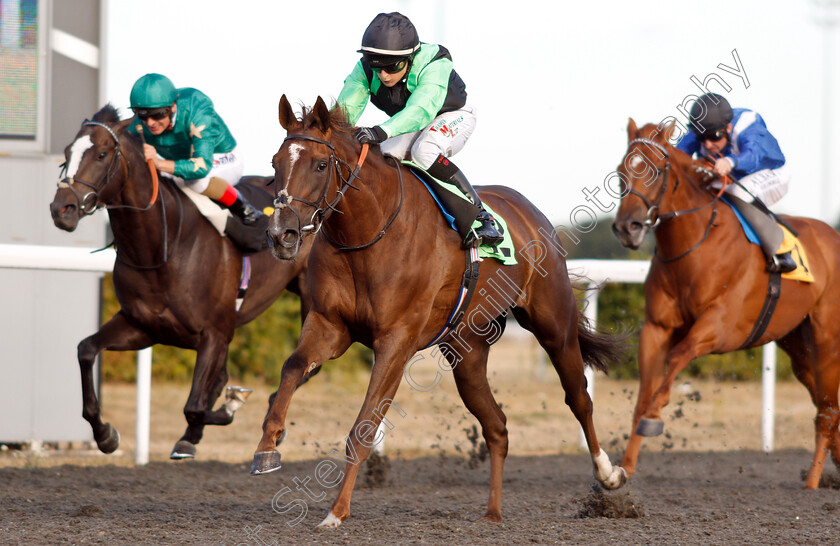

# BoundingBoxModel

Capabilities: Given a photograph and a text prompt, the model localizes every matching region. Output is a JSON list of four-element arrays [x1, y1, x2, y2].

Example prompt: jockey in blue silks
[[677, 93, 795, 273]]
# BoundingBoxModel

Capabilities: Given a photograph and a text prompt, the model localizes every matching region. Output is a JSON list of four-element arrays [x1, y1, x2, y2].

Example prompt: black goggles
[[699, 128, 727, 142], [367, 57, 408, 75], [133, 107, 170, 122]]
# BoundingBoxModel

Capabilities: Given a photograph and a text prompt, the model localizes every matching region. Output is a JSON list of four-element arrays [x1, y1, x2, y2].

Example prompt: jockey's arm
[[142, 143, 175, 174], [172, 103, 220, 180], [336, 61, 371, 126], [379, 59, 450, 138], [727, 126, 767, 175]]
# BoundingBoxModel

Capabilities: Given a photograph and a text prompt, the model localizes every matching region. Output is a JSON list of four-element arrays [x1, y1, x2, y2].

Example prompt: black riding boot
[[727, 195, 796, 273], [226, 190, 266, 226], [427, 155, 504, 247]]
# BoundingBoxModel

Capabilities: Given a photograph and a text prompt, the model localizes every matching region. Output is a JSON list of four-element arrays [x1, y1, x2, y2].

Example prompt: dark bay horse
[[250, 95, 627, 527], [612, 119, 840, 489], [49, 105, 313, 459]]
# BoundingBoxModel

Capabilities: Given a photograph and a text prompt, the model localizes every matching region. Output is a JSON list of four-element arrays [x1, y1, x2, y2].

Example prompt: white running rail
[[0, 245, 778, 464]]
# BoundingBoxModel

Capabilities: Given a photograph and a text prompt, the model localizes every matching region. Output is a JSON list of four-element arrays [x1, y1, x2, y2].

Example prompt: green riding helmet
[[130, 73, 178, 109]]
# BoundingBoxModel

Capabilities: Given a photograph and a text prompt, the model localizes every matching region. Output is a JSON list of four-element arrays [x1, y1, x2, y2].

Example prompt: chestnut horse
[[612, 119, 840, 489], [250, 95, 627, 527], [49, 105, 313, 459]]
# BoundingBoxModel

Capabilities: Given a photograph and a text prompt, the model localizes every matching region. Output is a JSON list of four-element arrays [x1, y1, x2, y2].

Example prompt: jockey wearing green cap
[[128, 73, 264, 225]]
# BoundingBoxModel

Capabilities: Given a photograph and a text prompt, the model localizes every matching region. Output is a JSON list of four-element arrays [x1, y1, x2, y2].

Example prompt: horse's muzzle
[[49, 199, 80, 232], [267, 212, 300, 260], [612, 218, 647, 250]]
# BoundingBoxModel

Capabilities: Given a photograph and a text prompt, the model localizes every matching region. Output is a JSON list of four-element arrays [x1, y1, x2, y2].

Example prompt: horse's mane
[[92, 103, 121, 124], [636, 122, 714, 188], [298, 100, 354, 136], [89, 103, 142, 150]]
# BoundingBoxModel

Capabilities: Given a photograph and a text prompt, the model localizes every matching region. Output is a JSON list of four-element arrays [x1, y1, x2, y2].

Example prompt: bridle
[[57, 121, 158, 215], [57, 121, 128, 216], [57, 120, 179, 269], [624, 137, 721, 262], [274, 136, 404, 251]]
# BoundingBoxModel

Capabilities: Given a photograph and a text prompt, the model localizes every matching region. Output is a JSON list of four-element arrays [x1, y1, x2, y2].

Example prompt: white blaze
[[65, 135, 94, 180], [286, 143, 303, 186]]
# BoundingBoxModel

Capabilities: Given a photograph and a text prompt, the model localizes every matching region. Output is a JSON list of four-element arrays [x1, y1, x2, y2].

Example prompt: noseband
[[275, 136, 404, 251], [624, 138, 674, 229], [273, 135, 360, 236], [57, 121, 126, 215], [57, 120, 179, 269], [624, 137, 721, 262]]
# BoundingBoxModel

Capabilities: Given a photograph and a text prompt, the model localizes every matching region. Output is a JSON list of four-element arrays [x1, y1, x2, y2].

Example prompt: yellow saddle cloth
[[779, 225, 814, 283]]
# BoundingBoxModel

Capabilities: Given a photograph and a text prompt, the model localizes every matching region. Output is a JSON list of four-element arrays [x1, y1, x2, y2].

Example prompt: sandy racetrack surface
[[3, 336, 840, 543], [1, 450, 839, 544]]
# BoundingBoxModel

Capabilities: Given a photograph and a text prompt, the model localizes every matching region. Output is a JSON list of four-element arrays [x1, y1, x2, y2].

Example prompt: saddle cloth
[[724, 198, 814, 283], [162, 172, 231, 235], [403, 161, 517, 265], [162, 173, 272, 254]]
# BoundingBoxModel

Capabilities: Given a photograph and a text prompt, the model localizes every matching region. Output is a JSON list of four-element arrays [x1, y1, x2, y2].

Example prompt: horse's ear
[[117, 118, 133, 134], [627, 118, 639, 140], [657, 117, 683, 146], [278, 94, 300, 131], [311, 96, 331, 134]]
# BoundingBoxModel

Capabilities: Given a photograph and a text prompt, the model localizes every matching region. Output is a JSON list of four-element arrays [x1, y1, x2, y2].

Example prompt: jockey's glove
[[353, 126, 387, 145]]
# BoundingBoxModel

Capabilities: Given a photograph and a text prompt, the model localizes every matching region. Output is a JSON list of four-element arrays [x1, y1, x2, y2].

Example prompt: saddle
[[403, 162, 517, 265], [723, 197, 814, 283], [223, 181, 272, 254], [165, 173, 272, 254]]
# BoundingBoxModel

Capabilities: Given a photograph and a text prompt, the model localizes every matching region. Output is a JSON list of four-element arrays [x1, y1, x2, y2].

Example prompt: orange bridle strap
[[146, 159, 159, 205]]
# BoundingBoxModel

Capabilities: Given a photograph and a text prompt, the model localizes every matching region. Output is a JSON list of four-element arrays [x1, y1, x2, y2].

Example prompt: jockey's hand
[[713, 157, 733, 178], [142, 143, 159, 163], [353, 126, 387, 145]]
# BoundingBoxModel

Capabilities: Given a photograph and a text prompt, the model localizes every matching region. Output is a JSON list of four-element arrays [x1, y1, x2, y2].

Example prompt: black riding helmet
[[688, 93, 734, 139], [358, 12, 420, 70]]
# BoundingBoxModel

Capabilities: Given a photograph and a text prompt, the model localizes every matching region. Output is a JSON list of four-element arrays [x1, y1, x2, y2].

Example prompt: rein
[[58, 120, 181, 269], [625, 138, 722, 263], [275, 137, 404, 251]]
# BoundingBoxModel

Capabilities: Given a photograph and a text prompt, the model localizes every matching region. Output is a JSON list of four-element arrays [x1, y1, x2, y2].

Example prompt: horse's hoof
[[170, 440, 196, 460], [614, 466, 629, 489], [317, 512, 342, 528], [95, 424, 120, 454], [224, 386, 254, 416], [250, 451, 282, 475], [636, 418, 664, 437]]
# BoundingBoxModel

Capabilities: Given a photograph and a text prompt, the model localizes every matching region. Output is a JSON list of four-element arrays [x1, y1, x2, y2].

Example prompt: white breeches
[[182, 147, 244, 193], [380, 106, 477, 169], [718, 164, 791, 206]]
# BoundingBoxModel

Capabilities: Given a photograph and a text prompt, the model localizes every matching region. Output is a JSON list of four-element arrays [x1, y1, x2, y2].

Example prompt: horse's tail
[[575, 306, 626, 375]]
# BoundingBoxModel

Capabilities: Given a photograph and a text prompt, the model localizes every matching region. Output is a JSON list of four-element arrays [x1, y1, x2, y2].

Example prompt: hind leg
[[780, 318, 840, 488], [77, 311, 153, 453], [445, 332, 508, 522], [515, 306, 625, 490], [806, 336, 840, 489]]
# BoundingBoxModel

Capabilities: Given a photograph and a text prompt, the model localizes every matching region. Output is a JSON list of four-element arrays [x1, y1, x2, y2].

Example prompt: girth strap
[[422, 247, 482, 349], [738, 271, 782, 350], [235, 255, 252, 312]]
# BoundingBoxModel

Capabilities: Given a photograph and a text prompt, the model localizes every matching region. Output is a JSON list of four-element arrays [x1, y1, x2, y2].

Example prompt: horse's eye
[[97, 152, 107, 160], [317, 161, 328, 172]]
